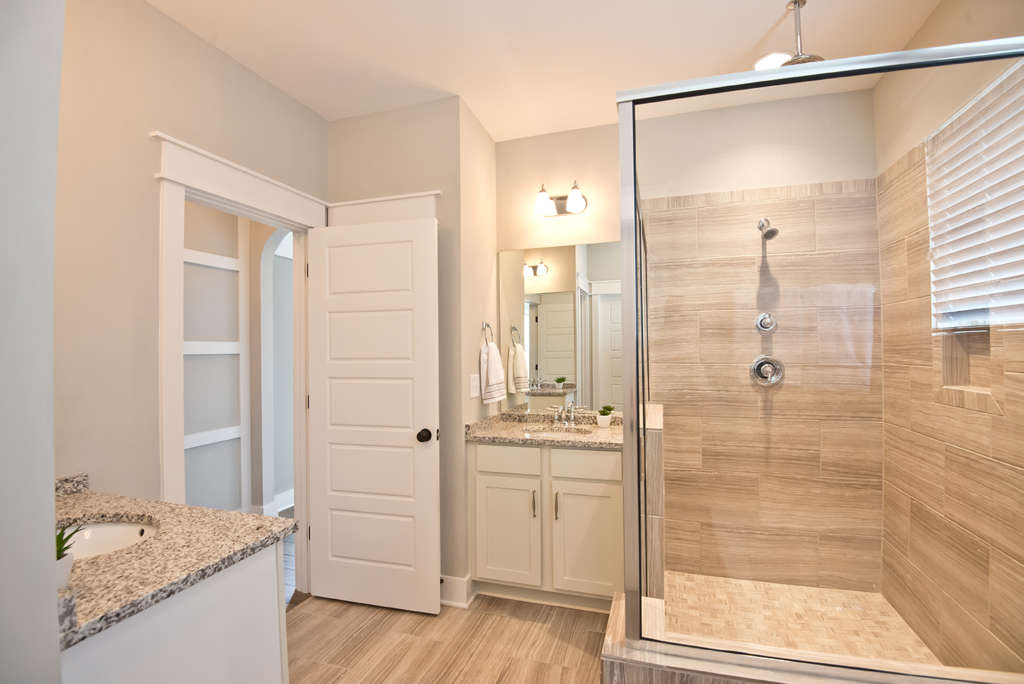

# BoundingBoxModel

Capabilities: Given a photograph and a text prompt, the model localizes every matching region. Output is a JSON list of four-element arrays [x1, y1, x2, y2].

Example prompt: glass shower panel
[[633, 58, 1024, 678]]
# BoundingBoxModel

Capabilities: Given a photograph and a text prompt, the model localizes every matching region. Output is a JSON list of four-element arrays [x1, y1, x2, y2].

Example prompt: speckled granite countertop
[[465, 411, 623, 450], [56, 489, 296, 650], [525, 382, 576, 397]]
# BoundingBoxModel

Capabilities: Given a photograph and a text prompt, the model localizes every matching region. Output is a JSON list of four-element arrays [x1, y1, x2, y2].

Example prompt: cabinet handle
[[554, 491, 559, 520], [531, 490, 537, 517]]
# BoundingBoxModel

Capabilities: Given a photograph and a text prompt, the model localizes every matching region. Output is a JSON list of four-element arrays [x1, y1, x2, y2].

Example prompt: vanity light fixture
[[534, 184, 557, 217], [534, 182, 587, 217], [523, 260, 549, 277], [754, 52, 792, 70]]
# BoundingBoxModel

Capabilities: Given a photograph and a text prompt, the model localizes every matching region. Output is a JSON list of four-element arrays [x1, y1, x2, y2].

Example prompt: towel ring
[[510, 325, 522, 344], [482, 322, 494, 343]]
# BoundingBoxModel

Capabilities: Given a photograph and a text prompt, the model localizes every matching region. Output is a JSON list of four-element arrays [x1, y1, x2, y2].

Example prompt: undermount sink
[[71, 522, 156, 559], [524, 424, 593, 439]]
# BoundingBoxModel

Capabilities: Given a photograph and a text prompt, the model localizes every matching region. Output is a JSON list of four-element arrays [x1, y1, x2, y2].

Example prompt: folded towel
[[513, 342, 529, 393], [480, 340, 506, 404], [506, 345, 518, 395]]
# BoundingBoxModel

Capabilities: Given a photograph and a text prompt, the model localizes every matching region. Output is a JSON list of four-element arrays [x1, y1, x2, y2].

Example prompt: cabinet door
[[551, 480, 623, 596], [475, 474, 541, 586]]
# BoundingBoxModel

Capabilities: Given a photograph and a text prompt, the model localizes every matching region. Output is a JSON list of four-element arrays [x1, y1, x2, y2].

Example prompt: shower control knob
[[756, 312, 777, 334], [750, 355, 785, 387]]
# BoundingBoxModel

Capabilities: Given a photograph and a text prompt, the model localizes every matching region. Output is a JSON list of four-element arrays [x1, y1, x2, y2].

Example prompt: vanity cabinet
[[551, 480, 623, 596], [470, 442, 623, 601], [475, 474, 542, 586]]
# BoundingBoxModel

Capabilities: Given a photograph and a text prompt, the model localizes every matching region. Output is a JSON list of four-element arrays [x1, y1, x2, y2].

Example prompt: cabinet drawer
[[551, 448, 622, 481], [476, 444, 541, 475]]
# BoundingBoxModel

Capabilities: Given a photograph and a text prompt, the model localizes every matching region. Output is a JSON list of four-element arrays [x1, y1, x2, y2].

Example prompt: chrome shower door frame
[[616, 34, 1024, 675]]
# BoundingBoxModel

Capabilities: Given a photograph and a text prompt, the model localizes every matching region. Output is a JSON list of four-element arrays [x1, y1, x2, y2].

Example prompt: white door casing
[[307, 217, 440, 614]]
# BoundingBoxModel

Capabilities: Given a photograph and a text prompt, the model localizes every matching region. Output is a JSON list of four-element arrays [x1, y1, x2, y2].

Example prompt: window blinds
[[926, 60, 1024, 330]]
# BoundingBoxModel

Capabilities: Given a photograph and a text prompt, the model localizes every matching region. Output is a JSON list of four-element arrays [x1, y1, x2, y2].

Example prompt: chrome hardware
[[566, 402, 576, 425], [750, 355, 785, 386], [531, 490, 537, 517], [756, 312, 777, 334]]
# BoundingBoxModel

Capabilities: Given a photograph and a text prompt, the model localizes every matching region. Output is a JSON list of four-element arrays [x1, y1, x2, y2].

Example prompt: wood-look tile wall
[[877, 145, 1024, 672], [641, 180, 884, 593]]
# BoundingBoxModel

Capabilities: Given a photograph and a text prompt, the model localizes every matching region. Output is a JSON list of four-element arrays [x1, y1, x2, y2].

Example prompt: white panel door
[[475, 474, 542, 586], [596, 294, 623, 409], [538, 291, 575, 382], [307, 218, 440, 614], [551, 480, 623, 596]]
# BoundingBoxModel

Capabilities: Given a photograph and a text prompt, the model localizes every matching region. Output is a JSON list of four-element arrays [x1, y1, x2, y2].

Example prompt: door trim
[[154, 132, 326, 593]]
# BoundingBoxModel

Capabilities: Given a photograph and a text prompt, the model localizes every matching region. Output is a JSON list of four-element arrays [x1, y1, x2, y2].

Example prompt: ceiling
[[145, 0, 942, 141]]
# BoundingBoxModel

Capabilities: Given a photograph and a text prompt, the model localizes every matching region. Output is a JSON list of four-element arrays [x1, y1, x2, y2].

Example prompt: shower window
[[621, 45, 1024, 682]]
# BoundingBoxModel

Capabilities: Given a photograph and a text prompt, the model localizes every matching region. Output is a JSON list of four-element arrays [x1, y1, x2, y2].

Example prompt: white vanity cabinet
[[470, 442, 623, 602]]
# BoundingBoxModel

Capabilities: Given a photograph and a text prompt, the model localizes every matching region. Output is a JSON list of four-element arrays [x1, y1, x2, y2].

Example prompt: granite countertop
[[525, 382, 576, 397], [56, 484, 296, 650], [465, 411, 623, 450]]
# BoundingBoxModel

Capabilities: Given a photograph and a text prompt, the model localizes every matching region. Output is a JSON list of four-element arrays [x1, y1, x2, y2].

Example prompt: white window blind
[[926, 59, 1024, 330]]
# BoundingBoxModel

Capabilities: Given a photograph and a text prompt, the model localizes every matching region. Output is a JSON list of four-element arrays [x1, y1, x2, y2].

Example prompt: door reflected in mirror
[[498, 242, 623, 412]]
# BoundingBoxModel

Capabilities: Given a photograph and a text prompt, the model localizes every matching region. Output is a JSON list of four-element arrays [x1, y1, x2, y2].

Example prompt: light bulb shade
[[523, 263, 533, 277], [754, 52, 792, 70], [535, 261, 549, 276], [566, 182, 587, 214], [534, 185, 551, 217]]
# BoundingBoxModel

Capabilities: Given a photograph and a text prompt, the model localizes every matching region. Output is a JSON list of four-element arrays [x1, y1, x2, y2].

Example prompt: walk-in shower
[[617, 36, 1024, 683]]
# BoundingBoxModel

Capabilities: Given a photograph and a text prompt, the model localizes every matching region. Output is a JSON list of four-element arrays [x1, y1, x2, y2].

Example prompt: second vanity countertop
[[56, 487, 296, 650]]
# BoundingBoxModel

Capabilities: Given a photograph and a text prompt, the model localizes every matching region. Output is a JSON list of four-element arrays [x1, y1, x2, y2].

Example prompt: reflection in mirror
[[498, 242, 622, 411]]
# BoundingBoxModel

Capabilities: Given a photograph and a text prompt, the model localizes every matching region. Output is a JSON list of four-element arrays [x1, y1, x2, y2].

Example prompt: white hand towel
[[506, 345, 518, 395], [513, 342, 529, 393], [481, 340, 506, 404]]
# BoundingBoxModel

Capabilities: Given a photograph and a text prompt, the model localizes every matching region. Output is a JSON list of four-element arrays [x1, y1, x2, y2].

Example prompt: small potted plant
[[597, 405, 614, 428], [554, 376, 566, 390], [56, 523, 82, 589]]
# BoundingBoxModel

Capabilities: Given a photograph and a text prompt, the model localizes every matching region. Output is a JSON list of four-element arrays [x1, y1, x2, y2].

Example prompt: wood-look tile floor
[[286, 594, 607, 683], [659, 571, 940, 665]]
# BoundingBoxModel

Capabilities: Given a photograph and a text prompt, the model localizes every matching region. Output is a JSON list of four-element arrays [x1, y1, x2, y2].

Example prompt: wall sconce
[[534, 181, 587, 217], [523, 260, 549, 277]]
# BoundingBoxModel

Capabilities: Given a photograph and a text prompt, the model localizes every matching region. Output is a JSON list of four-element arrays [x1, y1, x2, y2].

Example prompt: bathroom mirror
[[497, 242, 623, 410]]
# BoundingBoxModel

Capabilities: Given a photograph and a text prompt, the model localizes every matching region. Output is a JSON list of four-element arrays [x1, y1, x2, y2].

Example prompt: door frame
[[154, 131, 324, 592]]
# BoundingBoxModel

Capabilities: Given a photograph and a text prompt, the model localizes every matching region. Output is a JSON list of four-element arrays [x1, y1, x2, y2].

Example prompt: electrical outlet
[[469, 374, 480, 398]]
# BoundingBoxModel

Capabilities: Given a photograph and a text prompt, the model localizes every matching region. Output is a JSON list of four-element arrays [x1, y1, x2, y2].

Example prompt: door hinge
[[305, 263, 309, 278]]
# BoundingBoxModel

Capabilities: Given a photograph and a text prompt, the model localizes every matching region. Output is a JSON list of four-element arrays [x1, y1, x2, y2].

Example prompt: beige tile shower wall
[[877, 146, 1024, 672], [643, 180, 883, 592]]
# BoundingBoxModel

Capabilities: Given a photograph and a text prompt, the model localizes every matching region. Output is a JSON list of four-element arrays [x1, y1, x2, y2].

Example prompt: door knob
[[416, 428, 432, 443]]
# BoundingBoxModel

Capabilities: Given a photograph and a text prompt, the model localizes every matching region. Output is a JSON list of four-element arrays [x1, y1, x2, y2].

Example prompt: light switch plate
[[470, 374, 480, 398]]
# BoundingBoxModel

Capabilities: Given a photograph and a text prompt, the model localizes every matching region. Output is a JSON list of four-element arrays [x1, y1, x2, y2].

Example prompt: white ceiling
[[146, 0, 942, 141]]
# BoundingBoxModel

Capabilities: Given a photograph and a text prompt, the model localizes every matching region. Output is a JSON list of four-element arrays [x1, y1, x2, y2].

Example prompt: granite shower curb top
[[56, 491, 296, 650]]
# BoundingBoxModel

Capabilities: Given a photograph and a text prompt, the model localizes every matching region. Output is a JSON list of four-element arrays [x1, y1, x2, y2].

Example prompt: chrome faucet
[[566, 402, 576, 425]]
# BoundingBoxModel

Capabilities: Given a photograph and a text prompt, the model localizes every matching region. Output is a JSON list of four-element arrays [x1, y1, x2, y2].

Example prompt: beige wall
[[872, 0, 1024, 174], [636, 90, 877, 199], [1, 0, 64, 679], [497, 124, 619, 251], [53, 0, 329, 498], [522, 246, 576, 295]]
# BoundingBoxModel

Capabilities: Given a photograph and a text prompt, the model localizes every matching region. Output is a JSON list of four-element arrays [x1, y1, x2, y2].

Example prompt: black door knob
[[416, 428, 432, 443]]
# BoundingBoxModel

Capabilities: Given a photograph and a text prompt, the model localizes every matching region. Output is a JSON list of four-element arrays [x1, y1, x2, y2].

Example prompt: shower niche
[[620, 47, 1024, 682]]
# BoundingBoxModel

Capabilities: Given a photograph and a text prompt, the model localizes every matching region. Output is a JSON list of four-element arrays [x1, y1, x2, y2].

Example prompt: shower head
[[758, 218, 779, 239], [783, 0, 824, 66]]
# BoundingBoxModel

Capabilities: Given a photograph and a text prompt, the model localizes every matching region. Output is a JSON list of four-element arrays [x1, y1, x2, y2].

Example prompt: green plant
[[599, 405, 614, 416], [56, 523, 83, 560], [555, 376, 566, 384]]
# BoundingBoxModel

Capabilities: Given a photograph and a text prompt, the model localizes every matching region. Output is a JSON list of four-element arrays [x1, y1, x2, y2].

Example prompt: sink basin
[[524, 425, 593, 439], [71, 522, 156, 559]]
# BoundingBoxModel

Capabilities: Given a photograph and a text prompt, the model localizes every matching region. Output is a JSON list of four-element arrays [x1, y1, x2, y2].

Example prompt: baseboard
[[472, 579, 611, 614], [440, 574, 475, 609]]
